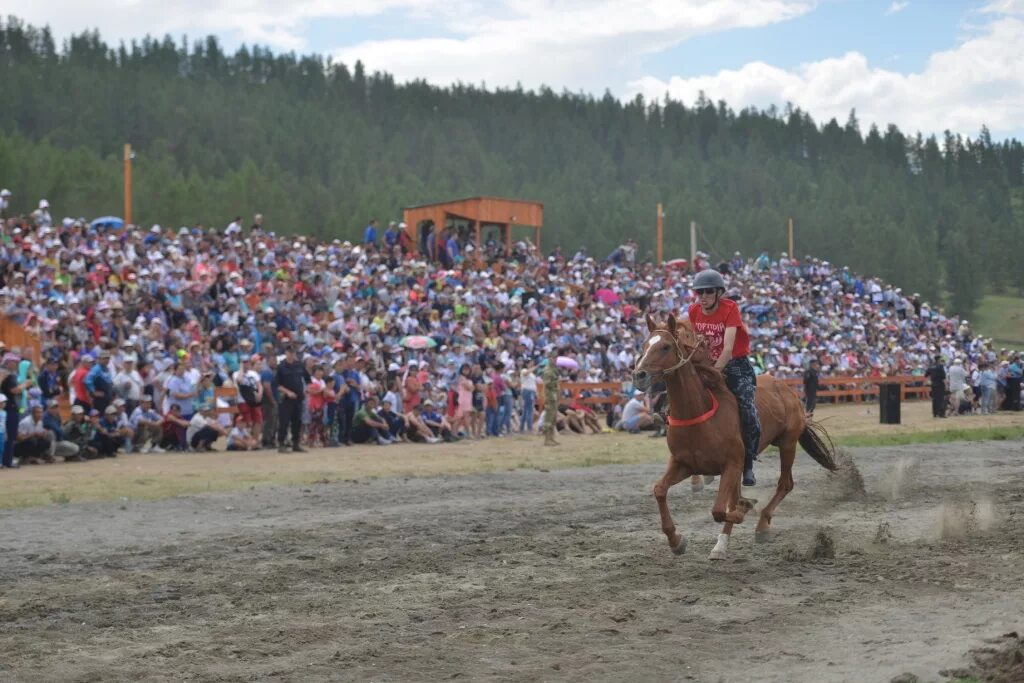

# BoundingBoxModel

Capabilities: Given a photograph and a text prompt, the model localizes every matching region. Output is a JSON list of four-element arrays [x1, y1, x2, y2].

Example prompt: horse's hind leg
[[653, 459, 691, 555], [755, 441, 796, 542]]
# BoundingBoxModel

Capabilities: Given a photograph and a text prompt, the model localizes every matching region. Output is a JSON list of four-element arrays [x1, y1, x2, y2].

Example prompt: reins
[[651, 329, 720, 428]]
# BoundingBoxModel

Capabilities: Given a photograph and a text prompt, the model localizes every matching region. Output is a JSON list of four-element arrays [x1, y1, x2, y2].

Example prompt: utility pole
[[656, 203, 664, 266], [123, 143, 133, 225], [690, 220, 697, 271], [788, 216, 794, 258]]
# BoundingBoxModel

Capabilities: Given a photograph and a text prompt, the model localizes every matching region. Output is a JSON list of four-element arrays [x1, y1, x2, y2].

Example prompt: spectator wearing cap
[[42, 402, 83, 462], [377, 397, 407, 442], [383, 221, 399, 250], [92, 405, 129, 457], [130, 396, 164, 453], [419, 399, 457, 442], [85, 350, 115, 413], [234, 355, 264, 435], [114, 354, 144, 415], [617, 390, 662, 433], [259, 353, 279, 448], [63, 405, 99, 459], [334, 356, 361, 446], [275, 345, 307, 453], [37, 356, 63, 408], [187, 403, 226, 451], [17, 403, 57, 464], [2, 352, 34, 468]]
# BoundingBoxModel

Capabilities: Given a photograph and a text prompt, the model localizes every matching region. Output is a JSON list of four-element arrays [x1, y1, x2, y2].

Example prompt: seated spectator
[[63, 404, 100, 460], [404, 404, 441, 443], [351, 396, 393, 445], [92, 405, 130, 457], [420, 399, 457, 442], [377, 398, 407, 442], [113, 399, 135, 452], [16, 403, 56, 465], [226, 415, 259, 451], [42, 402, 83, 462], [159, 404, 191, 452], [130, 396, 165, 453], [616, 391, 663, 433], [187, 404, 227, 451]]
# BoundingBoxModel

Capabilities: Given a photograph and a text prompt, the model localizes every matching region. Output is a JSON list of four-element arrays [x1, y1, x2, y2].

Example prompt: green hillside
[[973, 295, 1024, 349], [1, 16, 1022, 315]]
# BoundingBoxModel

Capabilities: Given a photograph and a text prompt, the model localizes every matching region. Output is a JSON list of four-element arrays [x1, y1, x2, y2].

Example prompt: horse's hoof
[[703, 475, 716, 485], [708, 549, 727, 561], [736, 497, 758, 514], [671, 538, 688, 555], [755, 529, 773, 544], [691, 482, 704, 493]]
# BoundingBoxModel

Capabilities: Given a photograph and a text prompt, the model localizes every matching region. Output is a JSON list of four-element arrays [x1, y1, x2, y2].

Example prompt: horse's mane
[[655, 321, 728, 394]]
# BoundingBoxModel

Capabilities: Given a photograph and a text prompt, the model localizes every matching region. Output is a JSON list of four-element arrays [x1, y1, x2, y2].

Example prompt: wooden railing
[[554, 374, 932, 410], [0, 315, 72, 420]]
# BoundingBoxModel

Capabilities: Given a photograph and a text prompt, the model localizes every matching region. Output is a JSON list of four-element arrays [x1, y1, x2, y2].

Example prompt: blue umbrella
[[90, 216, 124, 230]]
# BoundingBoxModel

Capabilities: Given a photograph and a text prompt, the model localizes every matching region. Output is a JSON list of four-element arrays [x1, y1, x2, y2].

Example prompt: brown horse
[[633, 313, 838, 560]]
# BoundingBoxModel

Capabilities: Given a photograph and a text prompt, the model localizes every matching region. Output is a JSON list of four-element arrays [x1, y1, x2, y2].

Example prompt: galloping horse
[[633, 313, 837, 560]]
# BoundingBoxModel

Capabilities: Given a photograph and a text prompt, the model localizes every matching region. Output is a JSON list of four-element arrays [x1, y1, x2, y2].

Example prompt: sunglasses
[[696, 288, 717, 295]]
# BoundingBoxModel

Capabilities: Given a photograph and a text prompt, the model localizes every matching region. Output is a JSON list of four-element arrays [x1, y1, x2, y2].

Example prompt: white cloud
[[2, 0, 433, 52], [885, 1, 909, 16], [333, 0, 813, 93], [630, 10, 1024, 137]]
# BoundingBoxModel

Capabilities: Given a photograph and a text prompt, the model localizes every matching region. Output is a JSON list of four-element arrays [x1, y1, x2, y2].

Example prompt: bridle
[[643, 327, 705, 381]]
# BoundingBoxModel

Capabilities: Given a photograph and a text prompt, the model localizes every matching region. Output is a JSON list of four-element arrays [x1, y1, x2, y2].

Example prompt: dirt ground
[[3, 400, 1024, 509], [2, 438, 1023, 682]]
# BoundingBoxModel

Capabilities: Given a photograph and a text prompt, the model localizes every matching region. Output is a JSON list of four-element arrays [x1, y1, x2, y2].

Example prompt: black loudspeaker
[[879, 383, 901, 424]]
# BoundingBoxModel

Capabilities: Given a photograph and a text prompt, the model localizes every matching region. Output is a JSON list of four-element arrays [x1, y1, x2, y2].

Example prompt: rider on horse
[[687, 269, 761, 486]]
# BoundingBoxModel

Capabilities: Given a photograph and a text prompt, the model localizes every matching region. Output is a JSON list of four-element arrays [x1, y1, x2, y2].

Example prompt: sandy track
[[2, 440, 1023, 682]]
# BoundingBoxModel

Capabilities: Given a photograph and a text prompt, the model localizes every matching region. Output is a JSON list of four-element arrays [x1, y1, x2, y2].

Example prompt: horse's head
[[633, 313, 704, 390]]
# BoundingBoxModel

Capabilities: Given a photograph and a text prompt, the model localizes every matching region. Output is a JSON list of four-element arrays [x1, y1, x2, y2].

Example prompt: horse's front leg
[[653, 459, 691, 555], [709, 470, 758, 560]]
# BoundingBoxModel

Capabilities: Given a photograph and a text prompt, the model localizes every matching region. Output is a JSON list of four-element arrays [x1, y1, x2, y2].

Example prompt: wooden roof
[[402, 196, 543, 228]]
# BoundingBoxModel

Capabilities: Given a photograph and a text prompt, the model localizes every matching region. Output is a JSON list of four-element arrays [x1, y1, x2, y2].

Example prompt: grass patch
[[839, 425, 1024, 448], [973, 294, 1024, 348]]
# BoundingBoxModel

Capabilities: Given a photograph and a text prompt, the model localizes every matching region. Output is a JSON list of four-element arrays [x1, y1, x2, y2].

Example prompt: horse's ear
[[667, 313, 678, 334], [645, 313, 656, 332]]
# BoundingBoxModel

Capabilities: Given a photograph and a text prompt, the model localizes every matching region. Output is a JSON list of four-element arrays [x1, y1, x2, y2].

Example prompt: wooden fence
[[555, 374, 932, 412]]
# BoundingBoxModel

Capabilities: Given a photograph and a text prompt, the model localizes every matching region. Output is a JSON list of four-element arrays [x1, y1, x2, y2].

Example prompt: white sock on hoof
[[711, 533, 730, 555]]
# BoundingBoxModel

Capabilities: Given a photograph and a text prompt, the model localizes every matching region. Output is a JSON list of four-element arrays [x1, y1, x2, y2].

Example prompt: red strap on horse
[[667, 391, 719, 427]]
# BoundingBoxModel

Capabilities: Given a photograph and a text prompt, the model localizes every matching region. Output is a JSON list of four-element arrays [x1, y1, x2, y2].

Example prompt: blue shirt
[[364, 224, 377, 244], [85, 364, 113, 395], [383, 228, 398, 247], [166, 376, 196, 414]]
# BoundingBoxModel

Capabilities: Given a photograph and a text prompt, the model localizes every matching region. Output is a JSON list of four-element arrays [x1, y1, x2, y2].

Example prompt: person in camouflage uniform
[[63, 404, 100, 459], [542, 352, 560, 447]]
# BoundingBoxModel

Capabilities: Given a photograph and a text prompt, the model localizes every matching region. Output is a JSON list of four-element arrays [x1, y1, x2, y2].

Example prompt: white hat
[[39, 199, 49, 208], [387, 362, 400, 371], [633, 390, 644, 397], [0, 189, 10, 197]]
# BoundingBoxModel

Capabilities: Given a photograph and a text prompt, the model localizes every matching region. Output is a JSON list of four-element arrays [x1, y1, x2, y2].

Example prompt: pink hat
[[3, 352, 21, 363]]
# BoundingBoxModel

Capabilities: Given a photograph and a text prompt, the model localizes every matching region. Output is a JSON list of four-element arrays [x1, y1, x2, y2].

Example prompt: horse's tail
[[798, 420, 839, 472]]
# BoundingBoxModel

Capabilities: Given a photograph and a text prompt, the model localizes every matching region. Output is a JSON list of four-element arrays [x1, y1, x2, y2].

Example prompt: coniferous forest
[[1, 17, 1022, 314]]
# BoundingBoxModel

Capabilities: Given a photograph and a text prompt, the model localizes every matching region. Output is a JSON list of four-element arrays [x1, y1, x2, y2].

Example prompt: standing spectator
[[0, 395, 6, 466], [2, 352, 33, 468], [0, 188, 10, 217], [37, 357, 63, 407], [275, 345, 307, 453], [803, 358, 820, 417], [86, 350, 115, 414], [925, 355, 947, 418], [979, 363, 998, 414], [114, 354, 144, 415], [260, 353, 279, 448], [306, 365, 328, 447], [519, 360, 538, 433], [234, 356, 264, 433], [166, 363, 198, 424], [70, 355, 94, 409], [947, 358, 967, 411], [542, 353, 560, 446], [363, 218, 378, 248]]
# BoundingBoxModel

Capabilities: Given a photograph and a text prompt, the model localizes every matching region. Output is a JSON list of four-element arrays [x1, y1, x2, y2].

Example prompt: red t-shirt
[[687, 298, 751, 362]]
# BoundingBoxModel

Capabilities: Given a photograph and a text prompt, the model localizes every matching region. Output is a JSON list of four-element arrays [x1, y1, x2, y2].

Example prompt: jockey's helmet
[[692, 269, 726, 291]]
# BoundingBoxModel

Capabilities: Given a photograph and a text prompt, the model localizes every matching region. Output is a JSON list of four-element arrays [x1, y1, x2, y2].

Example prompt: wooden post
[[505, 221, 512, 257], [656, 203, 663, 266], [690, 220, 697, 271], [788, 217, 794, 258], [535, 225, 541, 254], [123, 143, 133, 225]]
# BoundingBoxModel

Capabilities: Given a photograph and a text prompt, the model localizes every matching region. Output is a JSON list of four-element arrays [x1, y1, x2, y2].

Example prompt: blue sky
[[10, 0, 1024, 139]]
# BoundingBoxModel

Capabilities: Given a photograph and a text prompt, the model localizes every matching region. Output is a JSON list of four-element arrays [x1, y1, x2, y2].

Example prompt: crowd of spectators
[[1, 189, 1021, 468]]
